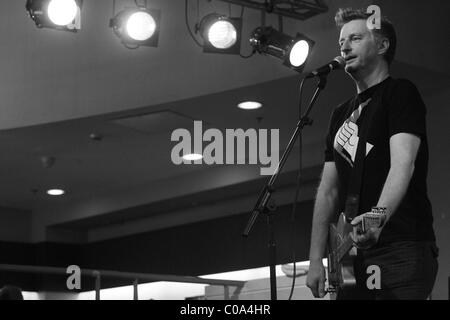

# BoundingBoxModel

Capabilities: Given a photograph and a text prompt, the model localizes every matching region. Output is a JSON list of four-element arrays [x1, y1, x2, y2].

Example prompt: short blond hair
[[335, 8, 397, 65]]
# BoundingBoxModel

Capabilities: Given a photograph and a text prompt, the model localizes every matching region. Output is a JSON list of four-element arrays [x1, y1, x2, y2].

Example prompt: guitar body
[[326, 210, 385, 299], [327, 213, 358, 300]]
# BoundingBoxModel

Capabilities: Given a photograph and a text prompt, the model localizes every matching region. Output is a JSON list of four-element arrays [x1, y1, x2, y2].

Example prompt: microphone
[[306, 56, 345, 78]]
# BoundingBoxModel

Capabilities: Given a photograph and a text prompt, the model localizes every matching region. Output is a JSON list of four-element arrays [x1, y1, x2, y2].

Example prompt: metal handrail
[[0, 263, 245, 300]]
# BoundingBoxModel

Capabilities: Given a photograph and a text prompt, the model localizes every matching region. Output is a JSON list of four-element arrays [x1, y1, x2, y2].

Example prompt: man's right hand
[[306, 261, 326, 298]]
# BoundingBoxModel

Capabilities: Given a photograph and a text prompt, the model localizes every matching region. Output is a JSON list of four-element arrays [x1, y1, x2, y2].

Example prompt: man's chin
[[345, 64, 358, 74]]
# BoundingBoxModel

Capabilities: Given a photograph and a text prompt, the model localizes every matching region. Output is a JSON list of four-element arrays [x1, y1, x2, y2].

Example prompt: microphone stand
[[242, 74, 328, 300]]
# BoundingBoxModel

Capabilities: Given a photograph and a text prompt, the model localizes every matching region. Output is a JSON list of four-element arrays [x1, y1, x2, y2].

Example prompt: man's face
[[339, 19, 379, 74]]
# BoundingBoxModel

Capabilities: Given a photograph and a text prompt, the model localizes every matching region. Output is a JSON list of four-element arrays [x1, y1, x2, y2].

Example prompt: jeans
[[337, 241, 439, 300]]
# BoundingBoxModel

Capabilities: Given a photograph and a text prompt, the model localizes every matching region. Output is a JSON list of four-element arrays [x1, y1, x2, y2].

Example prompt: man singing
[[306, 8, 439, 300]]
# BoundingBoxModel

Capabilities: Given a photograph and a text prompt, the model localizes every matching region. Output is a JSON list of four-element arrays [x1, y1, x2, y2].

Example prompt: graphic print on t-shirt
[[334, 98, 374, 167]]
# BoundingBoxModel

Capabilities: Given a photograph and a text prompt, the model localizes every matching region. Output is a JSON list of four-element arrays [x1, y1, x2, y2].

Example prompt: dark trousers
[[337, 241, 439, 300]]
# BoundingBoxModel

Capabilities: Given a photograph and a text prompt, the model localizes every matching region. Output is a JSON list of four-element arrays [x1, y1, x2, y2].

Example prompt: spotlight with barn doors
[[26, 0, 82, 32], [250, 26, 314, 71], [197, 13, 242, 54], [110, 7, 161, 48]]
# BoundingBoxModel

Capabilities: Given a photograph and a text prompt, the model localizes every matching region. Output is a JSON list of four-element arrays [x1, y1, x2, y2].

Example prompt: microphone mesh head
[[334, 56, 346, 68]]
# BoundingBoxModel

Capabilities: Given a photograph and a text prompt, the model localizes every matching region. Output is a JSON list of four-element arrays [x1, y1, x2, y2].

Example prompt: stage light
[[26, 0, 82, 32], [289, 40, 310, 67], [249, 26, 314, 71], [48, 0, 77, 25], [197, 13, 242, 54], [110, 7, 161, 48]]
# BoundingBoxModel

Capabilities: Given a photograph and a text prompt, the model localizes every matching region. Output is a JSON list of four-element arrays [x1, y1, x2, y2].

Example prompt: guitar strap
[[344, 79, 390, 222]]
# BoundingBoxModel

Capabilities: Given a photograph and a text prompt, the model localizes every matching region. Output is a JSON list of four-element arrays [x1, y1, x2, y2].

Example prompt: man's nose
[[340, 39, 351, 53]]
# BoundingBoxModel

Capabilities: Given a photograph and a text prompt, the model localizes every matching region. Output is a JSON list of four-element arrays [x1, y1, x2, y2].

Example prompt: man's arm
[[351, 132, 421, 247], [309, 161, 340, 261], [377, 132, 420, 221], [307, 161, 340, 297]]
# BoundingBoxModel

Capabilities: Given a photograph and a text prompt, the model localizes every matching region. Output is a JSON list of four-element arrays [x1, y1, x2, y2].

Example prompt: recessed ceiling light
[[237, 101, 262, 110], [47, 189, 65, 196], [182, 153, 203, 161]]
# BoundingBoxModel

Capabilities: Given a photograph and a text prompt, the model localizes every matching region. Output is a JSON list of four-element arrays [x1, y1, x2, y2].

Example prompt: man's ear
[[378, 37, 390, 56]]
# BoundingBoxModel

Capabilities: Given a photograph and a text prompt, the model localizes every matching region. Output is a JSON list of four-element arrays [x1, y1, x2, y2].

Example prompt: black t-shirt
[[324, 77, 435, 244]]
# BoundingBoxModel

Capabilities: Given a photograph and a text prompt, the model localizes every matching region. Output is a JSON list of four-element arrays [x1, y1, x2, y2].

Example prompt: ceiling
[[0, 0, 449, 243]]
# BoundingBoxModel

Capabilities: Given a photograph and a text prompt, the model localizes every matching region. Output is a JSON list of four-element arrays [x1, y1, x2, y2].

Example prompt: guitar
[[326, 209, 385, 299]]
